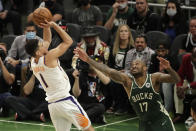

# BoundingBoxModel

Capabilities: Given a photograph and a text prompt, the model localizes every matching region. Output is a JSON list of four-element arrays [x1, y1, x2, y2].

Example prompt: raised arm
[[47, 21, 73, 58], [23, 75, 35, 95], [73, 48, 127, 85], [154, 56, 180, 83], [42, 23, 51, 49], [104, 3, 119, 30], [72, 69, 81, 98], [0, 58, 15, 85]]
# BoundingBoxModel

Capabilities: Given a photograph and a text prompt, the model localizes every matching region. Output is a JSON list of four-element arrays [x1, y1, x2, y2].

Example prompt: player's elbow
[[63, 38, 73, 47], [68, 39, 73, 46]]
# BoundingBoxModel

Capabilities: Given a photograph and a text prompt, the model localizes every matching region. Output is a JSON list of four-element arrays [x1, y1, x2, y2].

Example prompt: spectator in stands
[[27, 0, 64, 23], [5, 64, 48, 122], [104, 0, 134, 35], [161, 0, 188, 42], [72, 0, 103, 26], [72, 55, 110, 124], [148, 42, 178, 113], [6, 22, 41, 67], [124, 34, 154, 70], [0, 42, 15, 117], [173, 47, 196, 123], [107, 24, 134, 114], [179, 16, 196, 54], [0, 0, 22, 35], [72, 26, 109, 69], [127, 0, 161, 34]]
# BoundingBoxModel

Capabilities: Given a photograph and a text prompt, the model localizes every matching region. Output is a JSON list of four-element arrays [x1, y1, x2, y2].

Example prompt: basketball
[[32, 7, 52, 25]]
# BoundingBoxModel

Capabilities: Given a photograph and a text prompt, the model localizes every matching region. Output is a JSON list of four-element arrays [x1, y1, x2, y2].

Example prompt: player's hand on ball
[[38, 20, 53, 28]]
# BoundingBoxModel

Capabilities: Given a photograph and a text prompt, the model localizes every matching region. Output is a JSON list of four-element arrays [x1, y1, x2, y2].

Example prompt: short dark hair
[[25, 39, 39, 57], [156, 41, 169, 50], [135, 34, 147, 43], [24, 22, 36, 30], [191, 99, 196, 113]]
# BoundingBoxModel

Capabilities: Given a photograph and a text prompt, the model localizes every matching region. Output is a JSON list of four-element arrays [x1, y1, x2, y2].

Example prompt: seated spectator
[[5, 22, 42, 96], [0, 0, 22, 35], [124, 34, 154, 71], [72, 26, 109, 69], [179, 16, 196, 54], [104, 0, 134, 35], [173, 47, 196, 123], [148, 42, 178, 113], [189, 99, 196, 131], [127, 0, 161, 34], [72, 0, 103, 26], [6, 22, 41, 67], [107, 24, 134, 114], [27, 0, 64, 23], [0, 42, 15, 116], [72, 55, 110, 124], [5, 64, 48, 122], [161, 0, 188, 42]]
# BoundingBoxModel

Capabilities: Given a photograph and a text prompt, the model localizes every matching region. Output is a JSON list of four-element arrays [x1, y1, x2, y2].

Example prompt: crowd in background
[[0, 0, 196, 130]]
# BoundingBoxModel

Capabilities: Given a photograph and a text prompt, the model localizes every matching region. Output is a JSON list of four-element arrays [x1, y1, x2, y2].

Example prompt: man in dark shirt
[[148, 42, 178, 113], [72, 0, 103, 26], [0, 42, 15, 116], [72, 56, 110, 124], [5, 65, 48, 122], [127, 0, 161, 34], [179, 16, 196, 54]]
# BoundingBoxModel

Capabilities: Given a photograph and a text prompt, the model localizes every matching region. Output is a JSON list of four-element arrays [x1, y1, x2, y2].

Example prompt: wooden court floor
[[0, 113, 187, 131]]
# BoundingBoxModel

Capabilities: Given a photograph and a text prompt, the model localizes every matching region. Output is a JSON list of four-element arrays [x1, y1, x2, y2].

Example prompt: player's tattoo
[[166, 67, 180, 83], [88, 58, 124, 83]]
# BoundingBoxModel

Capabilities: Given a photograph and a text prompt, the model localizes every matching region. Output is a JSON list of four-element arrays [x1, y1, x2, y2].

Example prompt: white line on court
[[0, 117, 138, 130], [0, 119, 54, 127], [94, 117, 138, 129]]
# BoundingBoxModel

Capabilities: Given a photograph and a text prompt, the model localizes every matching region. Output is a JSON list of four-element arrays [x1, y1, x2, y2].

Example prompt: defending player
[[74, 47, 180, 131]]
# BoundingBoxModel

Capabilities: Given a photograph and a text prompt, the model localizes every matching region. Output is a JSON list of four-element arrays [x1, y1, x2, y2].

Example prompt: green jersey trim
[[132, 74, 149, 89]]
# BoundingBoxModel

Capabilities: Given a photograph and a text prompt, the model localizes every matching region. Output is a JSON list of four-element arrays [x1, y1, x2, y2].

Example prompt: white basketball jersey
[[31, 56, 71, 102]]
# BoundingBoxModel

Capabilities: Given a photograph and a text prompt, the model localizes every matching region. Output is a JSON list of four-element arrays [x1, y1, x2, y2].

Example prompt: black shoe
[[172, 114, 185, 123], [95, 115, 107, 124], [0, 107, 9, 117]]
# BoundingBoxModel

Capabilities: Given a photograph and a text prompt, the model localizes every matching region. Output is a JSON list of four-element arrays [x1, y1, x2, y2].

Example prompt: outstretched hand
[[157, 56, 171, 70], [73, 47, 89, 62]]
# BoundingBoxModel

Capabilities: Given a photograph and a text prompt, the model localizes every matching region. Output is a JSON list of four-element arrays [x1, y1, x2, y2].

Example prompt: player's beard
[[131, 69, 143, 78]]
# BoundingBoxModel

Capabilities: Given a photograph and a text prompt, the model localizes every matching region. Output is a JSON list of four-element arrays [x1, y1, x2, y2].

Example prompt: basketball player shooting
[[25, 20, 95, 131], [74, 47, 180, 131]]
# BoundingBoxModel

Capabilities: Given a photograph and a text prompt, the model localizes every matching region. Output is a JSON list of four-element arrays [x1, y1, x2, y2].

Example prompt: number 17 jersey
[[129, 74, 168, 121]]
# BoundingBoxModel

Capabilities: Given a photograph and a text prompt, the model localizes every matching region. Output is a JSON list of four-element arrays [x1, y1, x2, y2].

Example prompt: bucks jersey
[[129, 74, 168, 121]]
